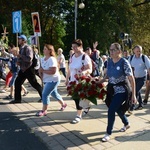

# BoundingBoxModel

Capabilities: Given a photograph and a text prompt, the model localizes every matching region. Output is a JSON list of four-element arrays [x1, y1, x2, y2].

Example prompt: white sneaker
[[120, 124, 130, 132], [71, 116, 81, 124], [1, 89, 7, 93], [102, 134, 110, 142]]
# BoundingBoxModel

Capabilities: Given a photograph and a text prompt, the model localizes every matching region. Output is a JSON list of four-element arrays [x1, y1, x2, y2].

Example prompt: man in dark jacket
[[9, 35, 42, 104]]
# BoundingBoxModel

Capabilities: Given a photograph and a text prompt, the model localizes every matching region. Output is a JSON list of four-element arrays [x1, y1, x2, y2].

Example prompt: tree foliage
[[0, 0, 149, 56]]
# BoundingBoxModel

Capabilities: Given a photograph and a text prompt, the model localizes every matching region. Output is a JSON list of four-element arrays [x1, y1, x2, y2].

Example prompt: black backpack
[[32, 51, 38, 68], [24, 45, 38, 68]]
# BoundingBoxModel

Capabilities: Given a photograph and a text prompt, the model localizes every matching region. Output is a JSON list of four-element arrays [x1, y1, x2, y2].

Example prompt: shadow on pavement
[[0, 105, 49, 150]]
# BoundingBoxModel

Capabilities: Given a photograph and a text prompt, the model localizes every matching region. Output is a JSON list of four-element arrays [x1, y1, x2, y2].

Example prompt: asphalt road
[[0, 103, 49, 150]]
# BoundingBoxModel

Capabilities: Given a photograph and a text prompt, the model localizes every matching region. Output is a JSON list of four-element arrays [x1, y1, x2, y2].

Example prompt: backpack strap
[[69, 53, 75, 64], [81, 54, 85, 70], [130, 55, 134, 63], [71, 53, 75, 58], [82, 54, 85, 65], [142, 54, 145, 63], [130, 54, 145, 64]]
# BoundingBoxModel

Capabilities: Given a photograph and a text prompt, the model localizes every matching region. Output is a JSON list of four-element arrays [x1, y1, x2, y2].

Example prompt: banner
[[31, 12, 41, 36]]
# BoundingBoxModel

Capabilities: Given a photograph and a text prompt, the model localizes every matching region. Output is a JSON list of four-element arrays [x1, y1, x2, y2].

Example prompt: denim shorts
[[9, 72, 18, 87]]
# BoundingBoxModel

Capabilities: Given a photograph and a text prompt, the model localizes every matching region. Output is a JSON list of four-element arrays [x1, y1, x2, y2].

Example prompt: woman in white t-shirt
[[36, 44, 67, 116], [57, 48, 66, 78], [65, 39, 92, 124]]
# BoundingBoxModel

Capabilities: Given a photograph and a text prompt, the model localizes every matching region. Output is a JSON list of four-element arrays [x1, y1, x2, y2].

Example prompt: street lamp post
[[74, 0, 77, 40], [74, 0, 85, 39]]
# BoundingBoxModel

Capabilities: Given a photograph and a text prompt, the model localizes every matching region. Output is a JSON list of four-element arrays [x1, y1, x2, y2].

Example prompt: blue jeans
[[9, 72, 18, 87], [42, 81, 63, 105], [135, 77, 146, 106], [107, 93, 129, 135], [130, 76, 146, 110]]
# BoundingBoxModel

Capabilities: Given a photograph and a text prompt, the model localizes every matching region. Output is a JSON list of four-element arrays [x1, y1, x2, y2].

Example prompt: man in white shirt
[[128, 45, 150, 110]]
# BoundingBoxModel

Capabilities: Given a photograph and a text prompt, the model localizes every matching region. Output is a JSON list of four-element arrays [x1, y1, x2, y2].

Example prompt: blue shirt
[[107, 58, 133, 94]]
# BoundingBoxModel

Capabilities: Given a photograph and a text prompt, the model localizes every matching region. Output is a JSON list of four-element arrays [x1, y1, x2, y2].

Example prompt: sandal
[[71, 116, 81, 124], [36, 110, 47, 116], [120, 124, 130, 132], [83, 107, 90, 116], [23, 91, 29, 96], [60, 103, 67, 111], [143, 99, 148, 105]]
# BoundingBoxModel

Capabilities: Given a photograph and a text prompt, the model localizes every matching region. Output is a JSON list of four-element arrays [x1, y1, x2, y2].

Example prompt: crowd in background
[[0, 35, 150, 142]]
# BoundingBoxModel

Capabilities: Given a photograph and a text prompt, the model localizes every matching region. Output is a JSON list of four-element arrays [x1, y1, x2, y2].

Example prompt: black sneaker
[[4, 95, 13, 100], [143, 99, 148, 105], [9, 100, 21, 104], [38, 99, 42, 103]]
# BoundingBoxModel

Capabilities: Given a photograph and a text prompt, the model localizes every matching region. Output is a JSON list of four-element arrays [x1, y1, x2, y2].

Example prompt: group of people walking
[[0, 35, 150, 142]]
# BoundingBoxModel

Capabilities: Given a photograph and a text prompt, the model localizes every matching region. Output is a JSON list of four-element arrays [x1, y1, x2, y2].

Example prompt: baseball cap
[[18, 35, 27, 41]]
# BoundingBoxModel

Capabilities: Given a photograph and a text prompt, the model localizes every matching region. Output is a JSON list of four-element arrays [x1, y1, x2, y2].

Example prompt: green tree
[[0, 0, 149, 56]]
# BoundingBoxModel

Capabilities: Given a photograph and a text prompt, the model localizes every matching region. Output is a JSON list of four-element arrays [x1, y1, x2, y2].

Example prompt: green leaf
[[72, 93, 80, 100], [87, 97, 97, 105]]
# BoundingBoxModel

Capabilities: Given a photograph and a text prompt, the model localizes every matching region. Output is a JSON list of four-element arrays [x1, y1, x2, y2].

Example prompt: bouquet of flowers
[[67, 74, 107, 105]]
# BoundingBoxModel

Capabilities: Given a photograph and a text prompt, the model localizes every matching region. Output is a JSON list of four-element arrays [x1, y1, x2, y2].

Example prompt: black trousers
[[74, 99, 82, 110], [14, 67, 42, 102], [59, 68, 66, 78]]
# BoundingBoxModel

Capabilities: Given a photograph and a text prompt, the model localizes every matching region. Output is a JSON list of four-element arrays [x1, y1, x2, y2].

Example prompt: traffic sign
[[12, 11, 22, 33], [30, 35, 37, 45]]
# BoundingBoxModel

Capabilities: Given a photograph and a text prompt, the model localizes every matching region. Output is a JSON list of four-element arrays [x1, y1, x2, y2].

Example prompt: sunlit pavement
[[0, 76, 150, 150]]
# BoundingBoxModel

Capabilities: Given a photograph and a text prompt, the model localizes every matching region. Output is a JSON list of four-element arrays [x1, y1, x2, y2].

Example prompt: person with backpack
[[65, 39, 92, 124], [128, 45, 150, 111], [9, 35, 42, 104]]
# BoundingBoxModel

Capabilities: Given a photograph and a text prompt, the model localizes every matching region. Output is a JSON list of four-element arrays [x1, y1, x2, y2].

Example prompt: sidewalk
[[0, 77, 150, 150]]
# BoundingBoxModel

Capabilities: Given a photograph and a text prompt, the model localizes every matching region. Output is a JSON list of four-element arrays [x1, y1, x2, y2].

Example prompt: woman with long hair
[[36, 44, 67, 116]]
